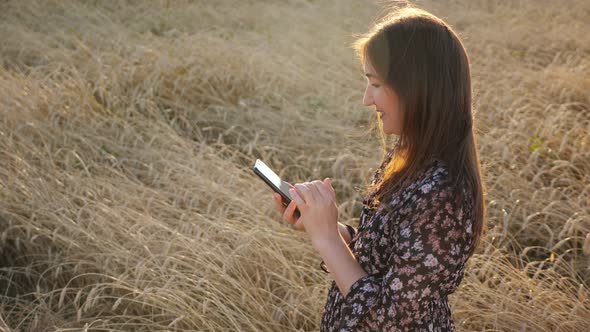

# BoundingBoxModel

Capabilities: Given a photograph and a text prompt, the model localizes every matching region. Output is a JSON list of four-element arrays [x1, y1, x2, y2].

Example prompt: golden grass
[[0, 0, 588, 330]]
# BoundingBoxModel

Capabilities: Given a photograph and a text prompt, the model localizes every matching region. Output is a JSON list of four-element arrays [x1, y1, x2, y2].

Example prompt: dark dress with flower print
[[320, 148, 476, 332]]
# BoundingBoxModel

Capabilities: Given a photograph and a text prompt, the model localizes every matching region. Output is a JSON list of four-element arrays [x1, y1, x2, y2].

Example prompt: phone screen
[[252, 159, 293, 204]]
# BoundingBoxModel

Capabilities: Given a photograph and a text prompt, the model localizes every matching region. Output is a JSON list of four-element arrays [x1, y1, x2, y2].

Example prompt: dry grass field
[[0, 0, 589, 331]]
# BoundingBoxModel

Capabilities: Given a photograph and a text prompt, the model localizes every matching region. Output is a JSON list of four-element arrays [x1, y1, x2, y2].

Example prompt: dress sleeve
[[336, 178, 474, 331], [343, 223, 358, 242]]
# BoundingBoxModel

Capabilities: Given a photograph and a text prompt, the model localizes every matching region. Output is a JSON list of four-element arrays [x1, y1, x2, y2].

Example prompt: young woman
[[272, 6, 486, 331]]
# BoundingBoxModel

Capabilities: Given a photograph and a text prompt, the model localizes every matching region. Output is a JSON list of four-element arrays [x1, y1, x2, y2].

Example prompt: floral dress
[[320, 148, 476, 332]]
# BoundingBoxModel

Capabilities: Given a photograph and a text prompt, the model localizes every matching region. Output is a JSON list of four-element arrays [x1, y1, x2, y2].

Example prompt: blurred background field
[[0, 0, 589, 331]]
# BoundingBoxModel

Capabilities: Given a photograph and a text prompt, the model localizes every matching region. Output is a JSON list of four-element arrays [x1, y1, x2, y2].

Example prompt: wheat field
[[0, 0, 588, 331]]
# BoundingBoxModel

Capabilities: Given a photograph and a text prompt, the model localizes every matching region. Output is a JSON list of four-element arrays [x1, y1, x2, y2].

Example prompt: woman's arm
[[312, 236, 368, 299]]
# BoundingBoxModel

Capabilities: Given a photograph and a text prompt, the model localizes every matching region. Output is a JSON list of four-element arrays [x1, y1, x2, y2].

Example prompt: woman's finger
[[289, 188, 306, 209], [273, 192, 287, 213], [324, 178, 336, 200], [315, 180, 333, 201], [283, 200, 298, 223], [292, 184, 308, 204], [292, 216, 305, 231], [307, 181, 323, 201]]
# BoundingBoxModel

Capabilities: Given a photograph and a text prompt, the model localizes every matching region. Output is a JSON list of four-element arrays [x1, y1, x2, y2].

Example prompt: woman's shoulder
[[404, 158, 450, 192], [398, 157, 471, 205]]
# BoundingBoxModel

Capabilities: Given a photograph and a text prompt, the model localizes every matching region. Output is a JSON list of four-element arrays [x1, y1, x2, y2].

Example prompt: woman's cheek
[[373, 90, 381, 103]]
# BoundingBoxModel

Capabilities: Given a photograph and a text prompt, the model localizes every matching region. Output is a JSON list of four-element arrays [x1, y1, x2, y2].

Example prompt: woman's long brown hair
[[354, 7, 486, 256]]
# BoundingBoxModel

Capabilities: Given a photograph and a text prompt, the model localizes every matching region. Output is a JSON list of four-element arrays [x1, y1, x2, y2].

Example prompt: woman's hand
[[271, 182, 305, 231], [289, 178, 340, 244]]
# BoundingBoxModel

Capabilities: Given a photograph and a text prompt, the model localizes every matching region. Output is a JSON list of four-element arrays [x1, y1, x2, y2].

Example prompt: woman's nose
[[363, 88, 373, 107]]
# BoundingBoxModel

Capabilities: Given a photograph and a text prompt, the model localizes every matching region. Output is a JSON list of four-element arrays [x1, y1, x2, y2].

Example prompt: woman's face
[[362, 60, 403, 136]]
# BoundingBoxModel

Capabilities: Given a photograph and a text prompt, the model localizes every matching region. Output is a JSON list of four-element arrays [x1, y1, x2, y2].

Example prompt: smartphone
[[252, 159, 300, 217]]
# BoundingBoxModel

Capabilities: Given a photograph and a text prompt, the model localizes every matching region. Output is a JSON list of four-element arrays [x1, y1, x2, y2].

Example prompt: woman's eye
[[371, 83, 380, 88]]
